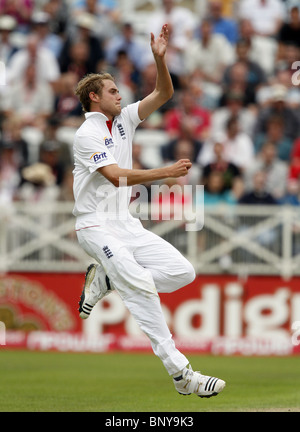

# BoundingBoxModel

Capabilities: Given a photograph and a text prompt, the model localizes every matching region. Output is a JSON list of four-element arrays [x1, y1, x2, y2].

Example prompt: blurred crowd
[[1, 0, 300, 209]]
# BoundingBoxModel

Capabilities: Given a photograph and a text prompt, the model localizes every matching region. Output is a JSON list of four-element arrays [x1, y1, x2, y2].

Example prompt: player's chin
[[115, 105, 122, 115]]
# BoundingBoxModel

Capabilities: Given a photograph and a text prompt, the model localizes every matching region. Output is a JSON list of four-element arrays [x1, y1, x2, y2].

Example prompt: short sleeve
[[75, 134, 117, 174]]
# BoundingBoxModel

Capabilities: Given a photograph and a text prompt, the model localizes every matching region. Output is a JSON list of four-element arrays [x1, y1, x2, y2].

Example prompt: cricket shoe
[[78, 263, 113, 319], [173, 365, 225, 398]]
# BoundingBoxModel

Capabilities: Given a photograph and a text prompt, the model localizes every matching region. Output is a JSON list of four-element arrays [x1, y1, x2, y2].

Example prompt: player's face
[[98, 80, 122, 119]]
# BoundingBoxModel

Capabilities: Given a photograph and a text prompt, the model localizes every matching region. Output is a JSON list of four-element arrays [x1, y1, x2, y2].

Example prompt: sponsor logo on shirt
[[104, 136, 114, 148], [90, 152, 108, 164]]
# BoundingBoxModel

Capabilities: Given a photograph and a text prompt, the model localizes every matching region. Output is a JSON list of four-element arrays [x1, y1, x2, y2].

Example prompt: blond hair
[[75, 73, 115, 112]]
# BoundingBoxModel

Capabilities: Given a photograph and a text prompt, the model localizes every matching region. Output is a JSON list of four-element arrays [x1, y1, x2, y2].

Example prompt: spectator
[[147, 0, 197, 88], [223, 39, 267, 97], [220, 61, 257, 107], [58, 166, 74, 202], [137, 62, 158, 102], [254, 84, 300, 141], [0, 116, 29, 167], [238, 0, 285, 37], [278, 4, 300, 49], [0, 117, 29, 203], [162, 137, 202, 190], [185, 74, 220, 111], [202, 141, 242, 192], [254, 115, 294, 161], [59, 12, 105, 76], [71, 0, 120, 38], [105, 22, 151, 72], [275, 68, 300, 109], [2, 62, 55, 131], [7, 33, 61, 86], [107, 50, 140, 106], [30, 11, 63, 59], [199, 116, 255, 171], [0, 15, 19, 65], [59, 39, 93, 80], [278, 179, 300, 206], [238, 170, 279, 249], [238, 18, 278, 76], [201, 170, 240, 207], [163, 87, 211, 141], [211, 90, 257, 137], [239, 170, 278, 204], [54, 72, 83, 127], [38, 139, 68, 186], [275, 40, 300, 79], [161, 136, 202, 164], [148, 0, 196, 44], [0, 0, 34, 33], [208, 0, 239, 44], [43, 115, 72, 164], [43, 0, 70, 37], [18, 162, 59, 202], [185, 18, 235, 86], [257, 68, 300, 109], [244, 141, 288, 199], [131, 142, 149, 171]]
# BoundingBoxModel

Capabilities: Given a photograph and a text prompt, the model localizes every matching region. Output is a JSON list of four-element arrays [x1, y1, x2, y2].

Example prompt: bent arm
[[97, 159, 192, 187]]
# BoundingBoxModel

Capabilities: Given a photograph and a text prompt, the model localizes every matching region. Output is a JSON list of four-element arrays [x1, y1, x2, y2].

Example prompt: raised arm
[[138, 24, 174, 121]]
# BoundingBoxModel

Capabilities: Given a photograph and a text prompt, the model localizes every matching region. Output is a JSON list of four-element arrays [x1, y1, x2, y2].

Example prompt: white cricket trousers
[[76, 214, 196, 375]]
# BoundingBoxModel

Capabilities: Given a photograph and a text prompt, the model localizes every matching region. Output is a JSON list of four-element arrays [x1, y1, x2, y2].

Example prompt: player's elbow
[[109, 175, 130, 188], [168, 86, 175, 99], [98, 165, 124, 188], [155, 85, 174, 105], [109, 175, 121, 188], [161, 86, 174, 102]]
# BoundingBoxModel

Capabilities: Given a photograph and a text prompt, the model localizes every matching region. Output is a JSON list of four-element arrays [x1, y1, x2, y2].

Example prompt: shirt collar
[[85, 111, 110, 122]]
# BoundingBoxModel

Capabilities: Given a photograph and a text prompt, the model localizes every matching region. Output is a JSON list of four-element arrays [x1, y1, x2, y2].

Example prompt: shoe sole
[[178, 391, 220, 398], [177, 380, 226, 398], [78, 264, 97, 319]]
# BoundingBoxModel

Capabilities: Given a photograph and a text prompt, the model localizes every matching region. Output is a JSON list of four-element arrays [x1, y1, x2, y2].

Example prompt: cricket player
[[72, 24, 225, 398]]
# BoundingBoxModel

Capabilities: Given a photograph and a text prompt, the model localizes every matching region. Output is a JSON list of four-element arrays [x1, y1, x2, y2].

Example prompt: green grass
[[0, 350, 299, 412]]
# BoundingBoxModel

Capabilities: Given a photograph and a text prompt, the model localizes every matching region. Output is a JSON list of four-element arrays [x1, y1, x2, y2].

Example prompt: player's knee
[[184, 261, 196, 285], [173, 260, 196, 290]]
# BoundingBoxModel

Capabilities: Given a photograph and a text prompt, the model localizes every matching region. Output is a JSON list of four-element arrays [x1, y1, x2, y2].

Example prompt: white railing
[[1, 201, 300, 278]]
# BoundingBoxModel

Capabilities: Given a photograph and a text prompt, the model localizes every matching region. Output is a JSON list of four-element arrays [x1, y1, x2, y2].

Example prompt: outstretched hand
[[150, 24, 169, 58]]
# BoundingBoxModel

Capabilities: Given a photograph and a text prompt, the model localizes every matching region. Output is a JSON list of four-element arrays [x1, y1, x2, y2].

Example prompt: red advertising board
[[0, 273, 300, 355]]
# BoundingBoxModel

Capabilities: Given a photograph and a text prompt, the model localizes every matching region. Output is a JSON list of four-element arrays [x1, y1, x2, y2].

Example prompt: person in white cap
[[73, 24, 226, 398], [0, 15, 18, 64]]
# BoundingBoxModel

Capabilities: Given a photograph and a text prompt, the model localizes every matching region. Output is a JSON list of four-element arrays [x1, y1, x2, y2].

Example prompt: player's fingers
[[180, 159, 192, 169]]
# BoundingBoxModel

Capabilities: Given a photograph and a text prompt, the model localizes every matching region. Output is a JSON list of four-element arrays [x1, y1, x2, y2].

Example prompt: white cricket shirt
[[73, 101, 142, 229]]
